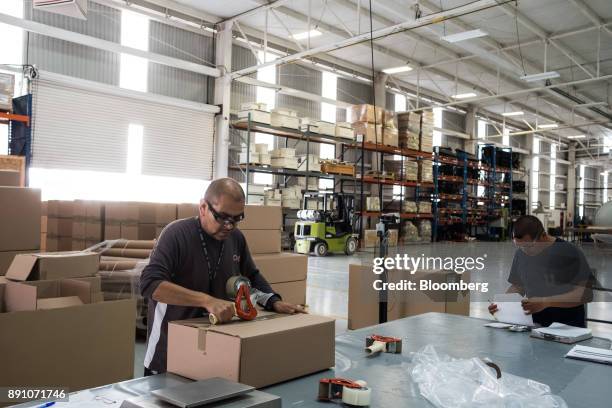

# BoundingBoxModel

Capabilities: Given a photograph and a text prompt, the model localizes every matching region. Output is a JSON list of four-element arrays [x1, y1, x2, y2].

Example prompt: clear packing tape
[[410, 345, 567, 408]]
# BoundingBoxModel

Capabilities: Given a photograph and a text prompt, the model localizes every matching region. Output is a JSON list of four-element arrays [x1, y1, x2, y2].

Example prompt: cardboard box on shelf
[[0, 187, 41, 252], [353, 122, 383, 144], [167, 313, 334, 388], [271, 157, 298, 170], [418, 201, 432, 214], [270, 111, 300, 129], [240, 205, 282, 230], [240, 102, 268, 111], [348, 264, 471, 329], [335, 123, 354, 140], [402, 201, 418, 213], [5, 251, 99, 281], [383, 110, 397, 128], [350, 104, 384, 124], [399, 130, 420, 150], [270, 280, 306, 305], [237, 109, 271, 125], [316, 121, 336, 136], [383, 127, 399, 147], [270, 148, 296, 158], [0, 298, 135, 392], [0, 170, 20, 187], [253, 252, 307, 283], [241, 230, 281, 254], [178, 203, 199, 219]]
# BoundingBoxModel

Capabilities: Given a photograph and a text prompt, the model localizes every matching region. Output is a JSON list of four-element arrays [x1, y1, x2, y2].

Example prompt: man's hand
[[521, 298, 549, 315], [204, 297, 235, 323], [488, 303, 498, 315], [272, 301, 307, 314]]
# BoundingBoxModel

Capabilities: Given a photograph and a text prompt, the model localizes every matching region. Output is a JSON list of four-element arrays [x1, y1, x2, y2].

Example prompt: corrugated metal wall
[[337, 77, 372, 122], [277, 63, 321, 120], [148, 21, 214, 103], [25, 1, 121, 85]]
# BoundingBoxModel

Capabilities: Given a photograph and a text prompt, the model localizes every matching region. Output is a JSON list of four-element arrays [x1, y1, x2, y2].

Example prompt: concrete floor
[[134, 241, 612, 378]]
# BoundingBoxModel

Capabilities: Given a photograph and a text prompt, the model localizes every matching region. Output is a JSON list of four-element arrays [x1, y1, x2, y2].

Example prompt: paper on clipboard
[[493, 293, 534, 326]]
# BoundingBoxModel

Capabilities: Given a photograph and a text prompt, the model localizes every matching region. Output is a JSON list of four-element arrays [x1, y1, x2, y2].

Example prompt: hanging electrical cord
[[513, 0, 527, 76]]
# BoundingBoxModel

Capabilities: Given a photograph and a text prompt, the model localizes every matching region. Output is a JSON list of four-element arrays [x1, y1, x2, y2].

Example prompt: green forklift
[[294, 192, 358, 256]]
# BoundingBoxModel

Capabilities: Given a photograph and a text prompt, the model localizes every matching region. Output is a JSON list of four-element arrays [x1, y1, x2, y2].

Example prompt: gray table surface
[[262, 313, 612, 408], [12, 313, 612, 408]]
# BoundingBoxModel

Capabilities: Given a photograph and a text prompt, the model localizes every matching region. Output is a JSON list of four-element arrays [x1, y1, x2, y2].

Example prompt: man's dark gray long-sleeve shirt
[[140, 216, 278, 373]]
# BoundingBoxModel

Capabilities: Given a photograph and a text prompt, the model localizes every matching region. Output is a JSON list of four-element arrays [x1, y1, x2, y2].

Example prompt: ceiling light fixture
[[382, 65, 413, 74], [520, 71, 560, 82], [291, 30, 322, 41], [538, 123, 559, 129], [567, 135, 585, 139], [441, 29, 488, 43], [452, 92, 477, 99], [501, 111, 524, 117]]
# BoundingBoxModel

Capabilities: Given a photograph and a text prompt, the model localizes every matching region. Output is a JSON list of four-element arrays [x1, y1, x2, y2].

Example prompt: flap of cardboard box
[[4, 254, 38, 281], [207, 313, 334, 339], [5, 281, 37, 311], [3, 277, 100, 312], [37, 296, 83, 310]]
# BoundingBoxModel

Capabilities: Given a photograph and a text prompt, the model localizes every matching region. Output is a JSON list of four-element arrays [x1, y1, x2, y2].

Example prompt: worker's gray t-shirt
[[507, 238, 594, 327], [140, 217, 278, 373]]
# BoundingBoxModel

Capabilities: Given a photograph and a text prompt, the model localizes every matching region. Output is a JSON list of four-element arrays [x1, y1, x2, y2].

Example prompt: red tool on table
[[365, 334, 402, 355], [318, 378, 371, 406], [209, 276, 258, 325]]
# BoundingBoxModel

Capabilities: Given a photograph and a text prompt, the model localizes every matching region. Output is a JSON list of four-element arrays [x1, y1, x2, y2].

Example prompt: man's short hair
[[513, 215, 545, 240], [204, 178, 245, 204]]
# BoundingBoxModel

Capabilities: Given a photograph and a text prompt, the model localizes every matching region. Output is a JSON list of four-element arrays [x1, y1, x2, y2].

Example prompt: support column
[[567, 143, 577, 226], [373, 73, 388, 109], [213, 21, 233, 179], [464, 105, 477, 155]]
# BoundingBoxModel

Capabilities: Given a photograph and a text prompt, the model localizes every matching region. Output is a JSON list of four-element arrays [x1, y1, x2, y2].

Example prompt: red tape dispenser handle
[[235, 281, 257, 320]]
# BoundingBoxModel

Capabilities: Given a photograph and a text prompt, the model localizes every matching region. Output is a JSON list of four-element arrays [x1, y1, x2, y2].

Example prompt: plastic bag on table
[[410, 345, 567, 408]]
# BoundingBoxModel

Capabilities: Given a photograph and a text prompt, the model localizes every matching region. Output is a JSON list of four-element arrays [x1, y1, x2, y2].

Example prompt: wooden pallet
[[320, 161, 355, 177], [365, 170, 395, 180], [0, 155, 26, 186]]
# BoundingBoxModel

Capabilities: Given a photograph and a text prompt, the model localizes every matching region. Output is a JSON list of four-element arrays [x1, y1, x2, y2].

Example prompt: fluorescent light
[[382, 65, 413, 74], [538, 123, 558, 129], [567, 135, 585, 139], [441, 29, 488, 43], [292, 30, 322, 40], [452, 92, 477, 99], [520, 71, 560, 82], [502, 111, 524, 117]]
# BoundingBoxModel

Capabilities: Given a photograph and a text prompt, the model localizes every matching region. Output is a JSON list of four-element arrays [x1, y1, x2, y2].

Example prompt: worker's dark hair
[[204, 178, 245, 204], [513, 215, 545, 240]]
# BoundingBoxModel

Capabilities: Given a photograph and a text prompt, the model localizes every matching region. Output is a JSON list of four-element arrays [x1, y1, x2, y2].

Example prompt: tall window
[[579, 165, 585, 218], [254, 51, 278, 186], [433, 108, 442, 147], [319, 71, 338, 190], [0, 0, 24, 155], [120, 10, 149, 92], [477, 120, 486, 139], [531, 138, 540, 210], [549, 144, 556, 209]]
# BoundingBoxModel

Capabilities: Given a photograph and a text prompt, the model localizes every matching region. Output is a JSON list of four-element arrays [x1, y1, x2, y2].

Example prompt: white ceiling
[[170, 0, 612, 156]]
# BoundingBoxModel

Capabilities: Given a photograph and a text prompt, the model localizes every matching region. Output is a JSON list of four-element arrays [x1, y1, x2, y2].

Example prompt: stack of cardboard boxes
[[241, 205, 307, 305], [281, 185, 302, 209], [104, 202, 140, 240], [420, 110, 434, 153], [384, 159, 419, 181], [351, 104, 383, 145], [177, 203, 199, 219], [0, 251, 135, 390], [420, 160, 434, 182], [72, 200, 104, 250], [0, 187, 41, 275], [270, 148, 298, 170], [397, 112, 421, 150], [382, 110, 399, 147], [264, 189, 282, 206], [418, 201, 432, 214], [137, 202, 177, 240], [46, 200, 75, 251]]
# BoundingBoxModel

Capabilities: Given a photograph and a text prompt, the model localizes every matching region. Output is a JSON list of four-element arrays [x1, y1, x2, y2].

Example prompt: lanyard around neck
[[195, 217, 225, 285]]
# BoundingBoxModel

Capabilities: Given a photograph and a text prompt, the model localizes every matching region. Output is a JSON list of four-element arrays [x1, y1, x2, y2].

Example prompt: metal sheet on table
[[261, 313, 612, 408], [150, 378, 254, 408], [121, 390, 281, 408]]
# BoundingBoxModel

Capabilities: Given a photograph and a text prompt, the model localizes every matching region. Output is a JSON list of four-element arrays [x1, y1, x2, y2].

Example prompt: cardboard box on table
[[0, 187, 41, 252], [167, 312, 334, 388], [347, 264, 470, 330], [0, 276, 135, 392]]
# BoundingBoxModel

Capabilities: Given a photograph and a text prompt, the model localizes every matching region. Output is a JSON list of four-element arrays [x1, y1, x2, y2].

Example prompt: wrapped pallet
[[402, 221, 420, 242], [399, 130, 420, 150], [418, 220, 432, 241], [353, 122, 383, 144], [350, 104, 384, 124], [383, 127, 399, 147], [397, 112, 421, 134], [384, 160, 418, 181], [421, 110, 434, 153], [383, 110, 397, 129], [420, 160, 434, 182], [402, 201, 417, 213], [418, 201, 432, 214]]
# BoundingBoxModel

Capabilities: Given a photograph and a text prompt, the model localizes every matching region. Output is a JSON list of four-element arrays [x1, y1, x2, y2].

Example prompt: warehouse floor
[[133, 241, 612, 378]]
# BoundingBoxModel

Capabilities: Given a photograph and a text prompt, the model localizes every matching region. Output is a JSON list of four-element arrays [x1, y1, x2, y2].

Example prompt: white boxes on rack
[[335, 123, 354, 140], [403, 201, 417, 213], [366, 197, 380, 211], [0, 73, 14, 111], [420, 160, 434, 182], [282, 186, 302, 209], [271, 148, 296, 158], [271, 147, 298, 169], [271, 109, 300, 129], [300, 117, 318, 133], [418, 201, 432, 214], [316, 121, 336, 137], [264, 189, 282, 206], [297, 154, 321, 172], [238, 102, 271, 124]]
